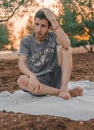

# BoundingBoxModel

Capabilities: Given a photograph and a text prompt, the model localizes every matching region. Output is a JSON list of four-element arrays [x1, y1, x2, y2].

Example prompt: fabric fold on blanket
[[0, 80, 94, 121]]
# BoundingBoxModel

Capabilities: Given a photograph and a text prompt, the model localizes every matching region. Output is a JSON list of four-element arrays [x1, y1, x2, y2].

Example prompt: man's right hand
[[28, 74, 41, 93], [41, 8, 57, 25]]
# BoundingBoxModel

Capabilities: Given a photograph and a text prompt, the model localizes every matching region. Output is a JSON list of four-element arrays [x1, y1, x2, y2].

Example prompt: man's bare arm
[[18, 55, 33, 77], [18, 55, 41, 91], [41, 8, 71, 49]]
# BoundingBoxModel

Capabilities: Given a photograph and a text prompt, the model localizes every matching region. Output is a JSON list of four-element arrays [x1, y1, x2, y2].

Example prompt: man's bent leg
[[17, 75, 60, 96], [17, 75, 83, 98], [57, 47, 83, 99]]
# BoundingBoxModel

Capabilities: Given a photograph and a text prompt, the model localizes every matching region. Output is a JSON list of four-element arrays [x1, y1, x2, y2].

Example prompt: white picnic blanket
[[0, 80, 94, 121]]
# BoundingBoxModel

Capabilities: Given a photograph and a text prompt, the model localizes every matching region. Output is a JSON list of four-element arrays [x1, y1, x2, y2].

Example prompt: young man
[[17, 8, 83, 100]]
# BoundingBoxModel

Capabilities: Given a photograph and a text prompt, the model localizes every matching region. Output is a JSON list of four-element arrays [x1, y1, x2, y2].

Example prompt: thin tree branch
[[0, 0, 24, 22]]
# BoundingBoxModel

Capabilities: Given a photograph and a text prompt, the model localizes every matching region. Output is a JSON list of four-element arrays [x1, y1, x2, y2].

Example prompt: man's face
[[34, 18, 50, 41]]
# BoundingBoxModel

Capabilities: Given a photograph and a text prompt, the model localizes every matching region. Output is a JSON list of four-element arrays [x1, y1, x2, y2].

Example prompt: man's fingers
[[28, 82, 32, 90], [28, 77, 41, 93]]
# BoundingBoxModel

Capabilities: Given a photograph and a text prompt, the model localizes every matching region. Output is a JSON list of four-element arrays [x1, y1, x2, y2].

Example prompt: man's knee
[[17, 75, 41, 95], [17, 75, 28, 87], [61, 47, 72, 56], [58, 46, 72, 66]]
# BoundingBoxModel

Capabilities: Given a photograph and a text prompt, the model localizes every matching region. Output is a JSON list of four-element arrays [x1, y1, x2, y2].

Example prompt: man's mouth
[[38, 32, 42, 35]]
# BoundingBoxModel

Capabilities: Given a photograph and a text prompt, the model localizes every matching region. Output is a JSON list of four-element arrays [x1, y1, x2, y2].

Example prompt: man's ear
[[49, 25, 53, 30]]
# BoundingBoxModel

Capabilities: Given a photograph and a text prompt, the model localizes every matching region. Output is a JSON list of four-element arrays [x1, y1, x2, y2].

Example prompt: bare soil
[[0, 53, 94, 130]]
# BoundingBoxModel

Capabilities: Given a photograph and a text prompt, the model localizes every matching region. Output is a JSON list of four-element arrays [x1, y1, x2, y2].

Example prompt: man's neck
[[34, 33, 47, 43]]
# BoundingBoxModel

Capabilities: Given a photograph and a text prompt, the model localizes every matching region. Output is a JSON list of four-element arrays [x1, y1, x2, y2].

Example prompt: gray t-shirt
[[19, 31, 58, 76]]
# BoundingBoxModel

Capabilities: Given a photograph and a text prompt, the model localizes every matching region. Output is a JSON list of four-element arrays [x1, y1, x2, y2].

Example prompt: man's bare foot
[[58, 87, 83, 100], [58, 91, 71, 100], [69, 87, 83, 97]]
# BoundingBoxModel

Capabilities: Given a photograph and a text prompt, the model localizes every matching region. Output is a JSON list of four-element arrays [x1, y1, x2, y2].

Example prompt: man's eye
[[35, 23, 39, 26]]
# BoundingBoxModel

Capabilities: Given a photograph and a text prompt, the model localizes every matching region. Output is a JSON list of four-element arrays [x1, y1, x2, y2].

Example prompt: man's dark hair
[[34, 10, 51, 27]]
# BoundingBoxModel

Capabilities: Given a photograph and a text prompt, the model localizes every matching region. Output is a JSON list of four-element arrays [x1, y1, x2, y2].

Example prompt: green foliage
[[69, 37, 79, 47], [0, 24, 9, 44], [63, 0, 71, 6], [87, 1, 92, 8], [83, 19, 94, 30], [89, 38, 94, 45], [78, 40, 87, 46], [61, 9, 84, 36], [19, 0, 24, 5], [82, 19, 94, 45], [59, 0, 94, 47], [2, 0, 23, 8], [70, 37, 87, 47], [3, 0, 12, 8]]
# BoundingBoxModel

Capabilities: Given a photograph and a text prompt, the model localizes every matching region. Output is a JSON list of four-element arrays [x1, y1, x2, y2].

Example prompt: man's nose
[[37, 26, 41, 32]]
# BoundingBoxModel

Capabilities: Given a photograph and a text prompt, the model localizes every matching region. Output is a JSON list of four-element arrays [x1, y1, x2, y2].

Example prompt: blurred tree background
[[0, 0, 94, 52], [59, 0, 94, 52]]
